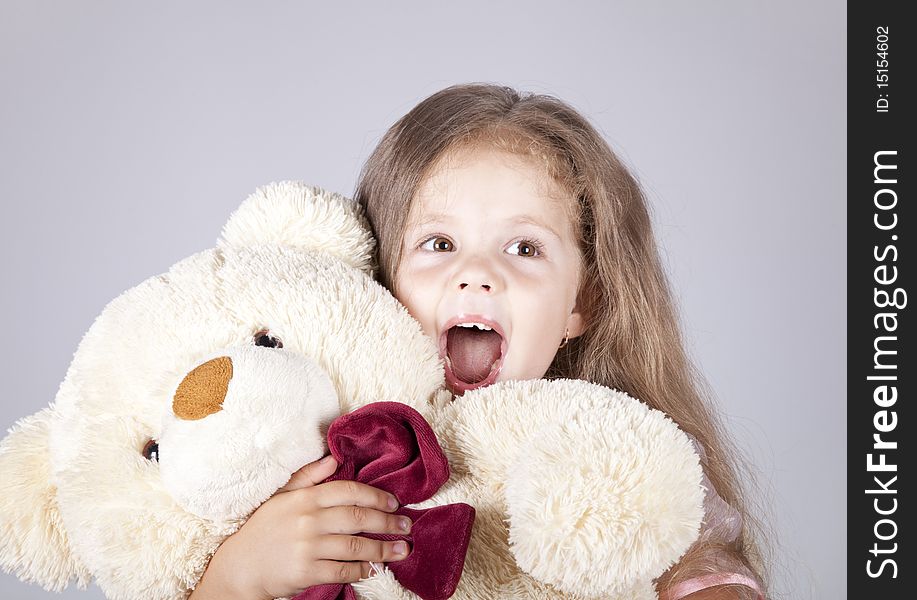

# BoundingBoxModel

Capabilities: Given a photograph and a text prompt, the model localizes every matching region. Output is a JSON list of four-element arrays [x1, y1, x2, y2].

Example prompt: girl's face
[[395, 145, 585, 395]]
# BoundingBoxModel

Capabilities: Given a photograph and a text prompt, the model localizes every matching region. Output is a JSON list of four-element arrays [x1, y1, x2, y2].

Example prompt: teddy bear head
[[0, 182, 447, 599]]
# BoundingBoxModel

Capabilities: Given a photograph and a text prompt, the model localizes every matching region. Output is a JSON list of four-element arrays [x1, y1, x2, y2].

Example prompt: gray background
[[0, 1, 845, 598]]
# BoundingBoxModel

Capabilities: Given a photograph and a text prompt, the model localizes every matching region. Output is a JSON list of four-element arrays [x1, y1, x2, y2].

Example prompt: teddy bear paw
[[504, 406, 704, 599]]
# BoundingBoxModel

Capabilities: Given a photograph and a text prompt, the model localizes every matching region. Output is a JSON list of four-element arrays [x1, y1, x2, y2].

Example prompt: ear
[[218, 181, 376, 274], [565, 300, 586, 340], [0, 408, 90, 591]]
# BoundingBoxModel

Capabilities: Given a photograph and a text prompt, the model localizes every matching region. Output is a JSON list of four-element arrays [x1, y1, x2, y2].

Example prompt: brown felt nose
[[173, 356, 233, 420]]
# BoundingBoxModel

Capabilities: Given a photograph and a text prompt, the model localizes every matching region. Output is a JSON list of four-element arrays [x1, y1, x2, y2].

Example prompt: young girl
[[190, 84, 767, 600]]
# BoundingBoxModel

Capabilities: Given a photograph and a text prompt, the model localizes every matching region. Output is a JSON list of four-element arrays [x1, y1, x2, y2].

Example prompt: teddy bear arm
[[0, 407, 91, 592], [508, 402, 705, 597], [454, 379, 705, 599]]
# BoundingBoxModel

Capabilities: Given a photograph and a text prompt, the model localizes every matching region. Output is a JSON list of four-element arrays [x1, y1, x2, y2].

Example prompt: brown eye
[[254, 330, 283, 348], [142, 439, 159, 462], [421, 237, 453, 252], [506, 240, 542, 258]]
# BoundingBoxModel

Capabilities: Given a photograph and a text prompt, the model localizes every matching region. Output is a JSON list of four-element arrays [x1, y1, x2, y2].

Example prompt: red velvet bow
[[292, 402, 475, 600]]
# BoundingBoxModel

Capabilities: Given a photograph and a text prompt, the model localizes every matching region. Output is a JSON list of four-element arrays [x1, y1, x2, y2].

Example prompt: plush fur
[[0, 182, 704, 599]]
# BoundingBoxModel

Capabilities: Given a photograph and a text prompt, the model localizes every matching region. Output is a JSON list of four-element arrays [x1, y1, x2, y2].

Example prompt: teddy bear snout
[[159, 346, 339, 521], [172, 356, 233, 420]]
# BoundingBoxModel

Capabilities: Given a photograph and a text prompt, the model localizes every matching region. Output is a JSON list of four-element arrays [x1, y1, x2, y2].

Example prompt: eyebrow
[[410, 213, 563, 240], [508, 216, 563, 240]]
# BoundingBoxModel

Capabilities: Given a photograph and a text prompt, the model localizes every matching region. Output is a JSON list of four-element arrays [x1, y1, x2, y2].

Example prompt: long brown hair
[[354, 83, 767, 596]]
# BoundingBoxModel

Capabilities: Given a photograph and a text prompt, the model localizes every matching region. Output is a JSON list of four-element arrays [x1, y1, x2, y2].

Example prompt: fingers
[[312, 559, 369, 584], [317, 535, 411, 563], [311, 479, 400, 513], [277, 455, 339, 493], [310, 558, 406, 584], [321, 505, 412, 536]]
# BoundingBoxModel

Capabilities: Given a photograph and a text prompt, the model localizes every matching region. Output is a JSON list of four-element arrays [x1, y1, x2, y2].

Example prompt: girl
[[190, 84, 767, 600]]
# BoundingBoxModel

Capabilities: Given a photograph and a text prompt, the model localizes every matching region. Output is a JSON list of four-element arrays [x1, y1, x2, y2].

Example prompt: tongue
[[446, 327, 502, 384]]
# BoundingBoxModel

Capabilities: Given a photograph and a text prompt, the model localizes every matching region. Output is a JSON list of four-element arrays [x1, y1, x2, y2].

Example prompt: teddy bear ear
[[0, 407, 90, 591], [218, 181, 376, 274]]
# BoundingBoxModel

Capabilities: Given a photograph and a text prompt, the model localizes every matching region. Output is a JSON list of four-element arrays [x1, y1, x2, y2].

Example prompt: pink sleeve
[[660, 573, 764, 599], [658, 436, 765, 600]]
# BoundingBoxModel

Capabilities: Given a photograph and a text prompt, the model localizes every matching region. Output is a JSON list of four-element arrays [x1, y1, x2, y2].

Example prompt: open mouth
[[439, 316, 507, 395]]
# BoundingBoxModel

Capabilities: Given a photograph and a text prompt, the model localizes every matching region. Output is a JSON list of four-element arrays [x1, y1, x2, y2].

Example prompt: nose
[[173, 356, 233, 420], [454, 254, 499, 294]]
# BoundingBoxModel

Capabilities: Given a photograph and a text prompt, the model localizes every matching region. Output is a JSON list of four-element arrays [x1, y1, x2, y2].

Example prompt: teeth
[[457, 322, 492, 331]]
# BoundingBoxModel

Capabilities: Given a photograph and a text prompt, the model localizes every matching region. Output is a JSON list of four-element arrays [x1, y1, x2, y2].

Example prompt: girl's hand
[[189, 455, 412, 600]]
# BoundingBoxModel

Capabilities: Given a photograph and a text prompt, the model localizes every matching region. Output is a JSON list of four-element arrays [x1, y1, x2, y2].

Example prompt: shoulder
[[677, 588, 752, 600], [659, 573, 764, 600]]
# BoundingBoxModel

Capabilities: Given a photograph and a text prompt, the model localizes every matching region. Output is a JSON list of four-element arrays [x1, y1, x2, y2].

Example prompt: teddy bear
[[0, 182, 704, 600]]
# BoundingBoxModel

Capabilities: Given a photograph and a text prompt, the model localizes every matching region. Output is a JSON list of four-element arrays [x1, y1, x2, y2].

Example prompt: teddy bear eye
[[253, 330, 283, 348], [142, 439, 159, 462]]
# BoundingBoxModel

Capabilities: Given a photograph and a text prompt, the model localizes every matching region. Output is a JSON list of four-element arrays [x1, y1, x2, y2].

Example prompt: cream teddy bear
[[0, 182, 704, 600]]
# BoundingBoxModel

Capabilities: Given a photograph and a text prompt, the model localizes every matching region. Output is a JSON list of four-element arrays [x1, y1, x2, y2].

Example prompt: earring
[[558, 327, 569, 349]]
